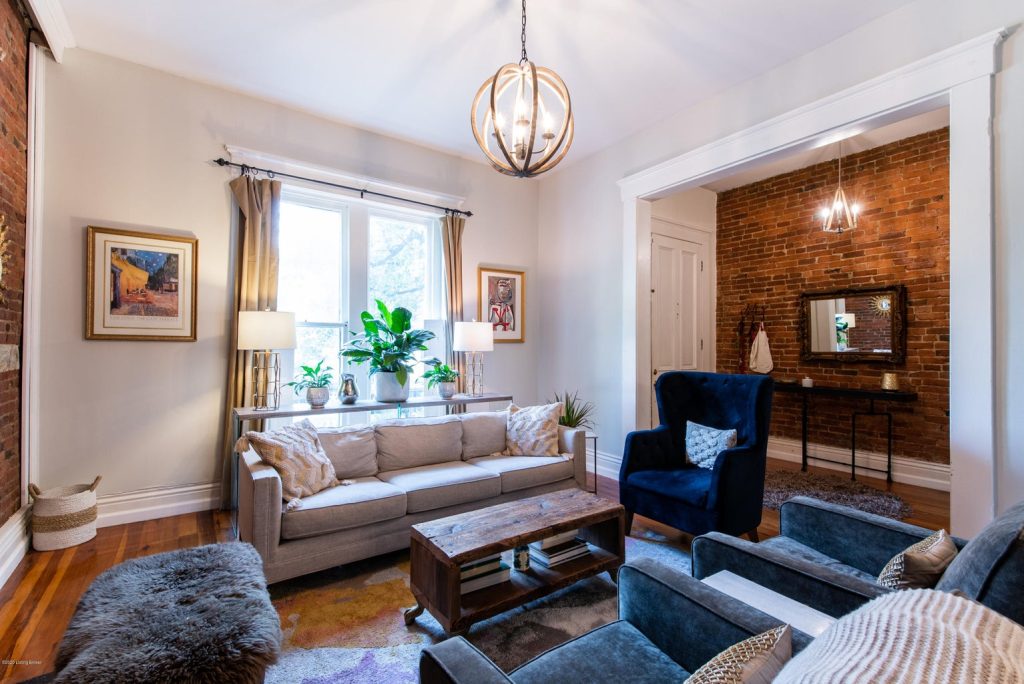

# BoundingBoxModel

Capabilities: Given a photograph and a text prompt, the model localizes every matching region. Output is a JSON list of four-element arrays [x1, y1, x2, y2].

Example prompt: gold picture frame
[[478, 266, 525, 343], [86, 226, 198, 341]]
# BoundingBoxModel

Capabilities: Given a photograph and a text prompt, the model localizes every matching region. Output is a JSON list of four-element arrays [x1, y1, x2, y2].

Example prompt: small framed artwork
[[478, 266, 525, 343], [86, 226, 198, 341]]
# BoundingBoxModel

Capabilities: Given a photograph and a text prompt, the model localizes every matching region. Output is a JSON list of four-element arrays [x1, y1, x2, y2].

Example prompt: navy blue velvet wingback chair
[[620, 371, 774, 540]]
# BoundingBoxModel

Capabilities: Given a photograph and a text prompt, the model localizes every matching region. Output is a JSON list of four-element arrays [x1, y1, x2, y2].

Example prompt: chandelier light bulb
[[471, 0, 574, 178], [821, 139, 859, 234]]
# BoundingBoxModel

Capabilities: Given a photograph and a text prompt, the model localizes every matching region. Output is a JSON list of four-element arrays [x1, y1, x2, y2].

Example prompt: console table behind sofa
[[773, 382, 918, 482]]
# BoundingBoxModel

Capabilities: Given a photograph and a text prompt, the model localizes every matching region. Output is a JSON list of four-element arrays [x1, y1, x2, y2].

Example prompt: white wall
[[651, 187, 717, 230], [537, 0, 1024, 515], [37, 49, 540, 497]]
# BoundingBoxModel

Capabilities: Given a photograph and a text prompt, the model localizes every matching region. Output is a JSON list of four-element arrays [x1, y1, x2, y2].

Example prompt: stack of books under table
[[528, 529, 592, 568], [459, 553, 511, 594]]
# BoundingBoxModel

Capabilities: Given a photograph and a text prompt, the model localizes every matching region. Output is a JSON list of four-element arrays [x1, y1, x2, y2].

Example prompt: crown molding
[[25, 0, 76, 63]]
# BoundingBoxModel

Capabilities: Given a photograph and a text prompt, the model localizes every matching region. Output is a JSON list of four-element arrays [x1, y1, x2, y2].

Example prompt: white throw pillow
[[685, 421, 737, 469], [506, 403, 563, 456]]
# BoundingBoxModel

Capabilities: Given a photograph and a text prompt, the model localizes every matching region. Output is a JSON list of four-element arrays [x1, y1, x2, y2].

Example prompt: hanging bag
[[749, 323, 774, 374]]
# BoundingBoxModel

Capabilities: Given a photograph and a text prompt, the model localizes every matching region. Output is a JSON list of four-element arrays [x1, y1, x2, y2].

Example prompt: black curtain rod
[[212, 158, 472, 217]]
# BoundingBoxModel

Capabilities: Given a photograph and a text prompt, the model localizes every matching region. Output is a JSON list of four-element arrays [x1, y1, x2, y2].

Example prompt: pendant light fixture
[[471, 0, 573, 178], [818, 139, 860, 233]]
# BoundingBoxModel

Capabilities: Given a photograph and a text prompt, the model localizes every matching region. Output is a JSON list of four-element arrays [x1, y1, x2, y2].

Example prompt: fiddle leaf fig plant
[[342, 299, 436, 387]]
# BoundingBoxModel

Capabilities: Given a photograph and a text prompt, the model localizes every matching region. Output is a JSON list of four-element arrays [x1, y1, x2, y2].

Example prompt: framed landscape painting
[[478, 266, 525, 343], [86, 226, 198, 341]]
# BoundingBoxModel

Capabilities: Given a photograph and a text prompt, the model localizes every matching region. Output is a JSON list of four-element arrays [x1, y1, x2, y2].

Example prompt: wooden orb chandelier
[[471, 0, 574, 178]]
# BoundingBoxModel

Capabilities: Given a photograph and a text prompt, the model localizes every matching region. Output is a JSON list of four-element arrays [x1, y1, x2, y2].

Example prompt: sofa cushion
[[775, 589, 1024, 683], [685, 420, 737, 470], [506, 403, 562, 456], [510, 620, 690, 683], [460, 411, 507, 459], [626, 468, 714, 509], [280, 477, 406, 540], [317, 426, 378, 479], [935, 500, 1024, 624], [466, 455, 573, 493], [377, 461, 500, 513], [245, 419, 337, 508], [375, 416, 464, 471], [760, 535, 877, 584], [878, 529, 958, 590]]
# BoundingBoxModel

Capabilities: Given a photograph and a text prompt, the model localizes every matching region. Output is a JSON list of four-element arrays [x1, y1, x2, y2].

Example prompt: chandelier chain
[[520, 0, 528, 64]]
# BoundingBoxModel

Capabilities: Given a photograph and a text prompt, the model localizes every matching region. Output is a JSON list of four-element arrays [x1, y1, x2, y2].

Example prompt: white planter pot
[[374, 372, 410, 402], [438, 382, 457, 399], [306, 386, 330, 408]]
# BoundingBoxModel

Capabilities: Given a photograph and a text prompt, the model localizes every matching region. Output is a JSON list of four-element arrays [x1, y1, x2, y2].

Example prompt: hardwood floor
[[0, 458, 948, 682]]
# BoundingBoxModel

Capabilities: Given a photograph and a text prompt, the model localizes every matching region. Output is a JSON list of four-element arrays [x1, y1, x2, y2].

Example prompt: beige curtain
[[441, 213, 467, 404], [220, 174, 282, 508]]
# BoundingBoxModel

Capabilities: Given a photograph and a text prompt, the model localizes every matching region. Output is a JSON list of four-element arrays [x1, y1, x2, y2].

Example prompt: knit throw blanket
[[775, 589, 1024, 683]]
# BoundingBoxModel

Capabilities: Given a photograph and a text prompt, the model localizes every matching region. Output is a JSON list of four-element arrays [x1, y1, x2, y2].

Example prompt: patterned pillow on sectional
[[245, 419, 338, 509], [506, 403, 562, 456]]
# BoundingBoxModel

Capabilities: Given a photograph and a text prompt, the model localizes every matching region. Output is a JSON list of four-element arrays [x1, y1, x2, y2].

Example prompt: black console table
[[773, 382, 918, 482]]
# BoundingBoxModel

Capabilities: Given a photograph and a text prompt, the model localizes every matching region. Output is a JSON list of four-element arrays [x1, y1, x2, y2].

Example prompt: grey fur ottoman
[[55, 542, 280, 683]]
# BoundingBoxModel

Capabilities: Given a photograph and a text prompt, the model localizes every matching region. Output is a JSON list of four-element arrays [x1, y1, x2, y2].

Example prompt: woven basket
[[29, 476, 102, 551]]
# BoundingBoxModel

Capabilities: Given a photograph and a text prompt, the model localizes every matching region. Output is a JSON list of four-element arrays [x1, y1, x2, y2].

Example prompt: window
[[276, 186, 445, 426]]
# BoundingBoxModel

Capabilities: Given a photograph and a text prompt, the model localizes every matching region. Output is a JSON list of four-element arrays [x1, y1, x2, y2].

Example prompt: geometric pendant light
[[819, 139, 860, 233], [471, 0, 574, 178]]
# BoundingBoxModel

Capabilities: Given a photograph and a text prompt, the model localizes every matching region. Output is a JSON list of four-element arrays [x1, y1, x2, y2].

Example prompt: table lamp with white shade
[[454, 321, 493, 397], [237, 310, 296, 410]]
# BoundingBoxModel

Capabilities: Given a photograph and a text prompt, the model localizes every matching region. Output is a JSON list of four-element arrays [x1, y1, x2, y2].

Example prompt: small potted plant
[[550, 390, 596, 429], [423, 362, 460, 399], [342, 300, 435, 402], [285, 359, 334, 409]]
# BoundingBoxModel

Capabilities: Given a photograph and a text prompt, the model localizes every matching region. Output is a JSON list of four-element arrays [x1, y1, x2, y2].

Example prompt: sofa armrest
[[780, 496, 940, 575], [419, 637, 513, 684], [618, 558, 813, 672], [620, 426, 675, 479], [692, 531, 889, 618], [558, 426, 587, 488], [237, 450, 283, 564]]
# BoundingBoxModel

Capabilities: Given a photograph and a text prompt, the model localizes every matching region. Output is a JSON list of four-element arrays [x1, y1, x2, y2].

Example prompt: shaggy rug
[[265, 533, 690, 683], [763, 469, 912, 520]]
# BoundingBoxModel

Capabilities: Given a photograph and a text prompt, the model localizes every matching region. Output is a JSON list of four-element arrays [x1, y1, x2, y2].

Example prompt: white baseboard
[[766, 437, 950, 491], [590, 439, 950, 492], [0, 506, 31, 589], [96, 482, 221, 528]]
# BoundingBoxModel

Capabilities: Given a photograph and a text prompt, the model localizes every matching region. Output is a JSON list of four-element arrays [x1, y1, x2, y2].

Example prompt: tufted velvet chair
[[619, 371, 774, 540]]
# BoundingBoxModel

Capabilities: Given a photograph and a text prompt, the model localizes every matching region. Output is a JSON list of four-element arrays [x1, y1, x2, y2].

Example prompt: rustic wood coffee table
[[404, 488, 625, 637]]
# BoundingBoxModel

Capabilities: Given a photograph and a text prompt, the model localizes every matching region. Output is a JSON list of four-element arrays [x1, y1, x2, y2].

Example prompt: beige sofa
[[237, 412, 586, 583]]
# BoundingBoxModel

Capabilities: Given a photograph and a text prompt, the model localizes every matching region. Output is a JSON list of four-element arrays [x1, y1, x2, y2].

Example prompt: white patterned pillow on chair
[[685, 421, 737, 469]]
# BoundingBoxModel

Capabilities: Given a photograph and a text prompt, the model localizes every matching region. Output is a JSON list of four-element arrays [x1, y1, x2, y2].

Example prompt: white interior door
[[651, 225, 710, 424]]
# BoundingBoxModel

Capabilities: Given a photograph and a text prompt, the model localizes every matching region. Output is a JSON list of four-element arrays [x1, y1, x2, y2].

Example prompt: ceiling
[[57, 0, 918, 165], [703, 107, 950, 192]]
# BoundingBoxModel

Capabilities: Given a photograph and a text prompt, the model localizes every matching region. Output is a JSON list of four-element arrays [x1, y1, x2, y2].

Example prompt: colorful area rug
[[265, 534, 690, 683], [763, 469, 912, 519]]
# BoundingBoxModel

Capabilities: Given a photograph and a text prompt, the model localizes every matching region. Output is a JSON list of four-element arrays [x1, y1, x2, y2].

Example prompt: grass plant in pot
[[423, 363, 460, 399], [286, 359, 334, 409], [550, 389, 596, 430], [342, 300, 436, 403]]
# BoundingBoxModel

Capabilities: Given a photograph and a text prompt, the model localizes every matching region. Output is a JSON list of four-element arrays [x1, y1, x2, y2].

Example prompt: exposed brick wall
[[716, 129, 949, 463], [0, 0, 28, 523]]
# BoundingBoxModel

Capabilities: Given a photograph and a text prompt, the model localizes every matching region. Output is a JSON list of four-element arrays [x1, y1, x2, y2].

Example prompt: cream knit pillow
[[246, 419, 338, 510], [506, 403, 563, 456]]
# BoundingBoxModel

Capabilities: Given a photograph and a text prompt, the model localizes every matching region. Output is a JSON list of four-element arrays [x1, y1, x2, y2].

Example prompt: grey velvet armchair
[[419, 558, 812, 684], [692, 496, 1024, 625]]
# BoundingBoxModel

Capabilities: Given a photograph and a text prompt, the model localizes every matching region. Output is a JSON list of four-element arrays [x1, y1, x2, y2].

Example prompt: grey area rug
[[763, 469, 912, 519]]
